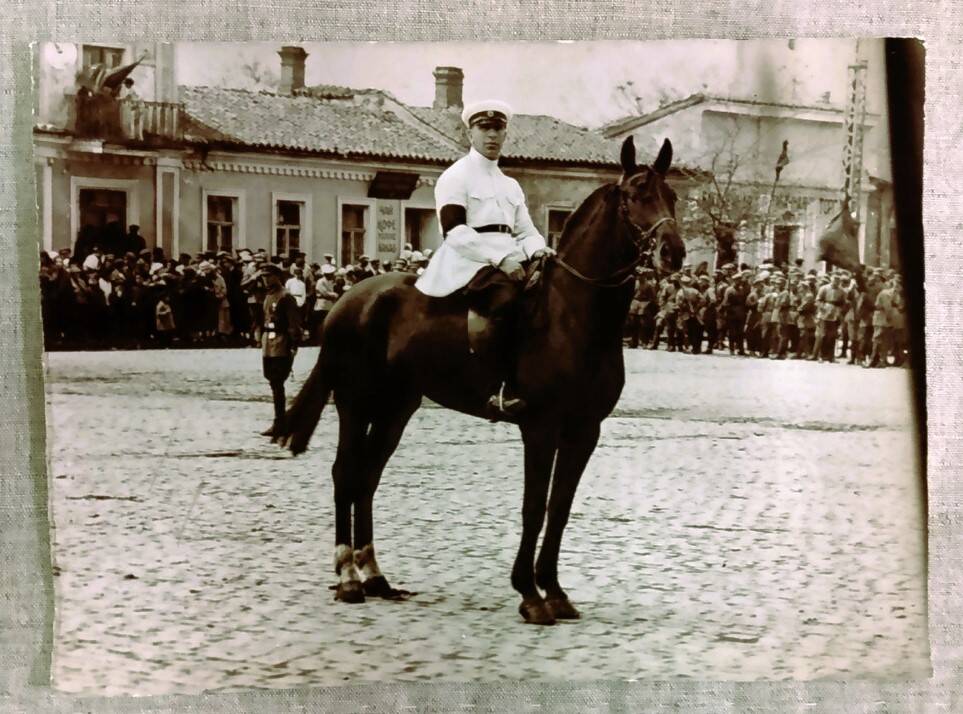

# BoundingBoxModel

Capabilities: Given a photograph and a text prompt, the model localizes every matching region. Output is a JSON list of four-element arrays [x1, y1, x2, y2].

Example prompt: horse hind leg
[[353, 398, 419, 600], [331, 406, 369, 604]]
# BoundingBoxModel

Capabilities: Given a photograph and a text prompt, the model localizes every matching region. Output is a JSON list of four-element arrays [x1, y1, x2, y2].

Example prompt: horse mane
[[555, 182, 620, 254]]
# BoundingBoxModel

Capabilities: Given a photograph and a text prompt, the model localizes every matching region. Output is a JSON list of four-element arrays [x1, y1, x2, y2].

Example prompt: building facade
[[34, 44, 704, 269], [601, 38, 896, 270]]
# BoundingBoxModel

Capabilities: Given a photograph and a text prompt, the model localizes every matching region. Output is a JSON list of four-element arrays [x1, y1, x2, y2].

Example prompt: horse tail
[[282, 354, 332, 456]]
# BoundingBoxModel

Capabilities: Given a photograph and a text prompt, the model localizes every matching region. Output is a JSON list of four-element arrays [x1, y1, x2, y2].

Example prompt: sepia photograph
[[33, 38, 927, 695]]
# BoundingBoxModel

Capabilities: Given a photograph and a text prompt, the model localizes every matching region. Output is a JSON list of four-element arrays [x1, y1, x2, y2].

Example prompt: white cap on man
[[461, 100, 513, 128]]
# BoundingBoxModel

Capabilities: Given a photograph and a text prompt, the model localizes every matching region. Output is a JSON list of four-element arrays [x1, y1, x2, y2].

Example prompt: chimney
[[432, 66, 464, 110], [278, 45, 308, 94]]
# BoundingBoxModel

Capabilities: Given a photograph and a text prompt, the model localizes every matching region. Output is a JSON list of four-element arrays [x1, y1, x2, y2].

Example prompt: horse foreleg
[[535, 421, 601, 620], [353, 402, 418, 599], [512, 425, 559, 625]]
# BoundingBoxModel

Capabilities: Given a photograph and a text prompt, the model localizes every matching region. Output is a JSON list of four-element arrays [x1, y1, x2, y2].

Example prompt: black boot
[[468, 308, 527, 423]]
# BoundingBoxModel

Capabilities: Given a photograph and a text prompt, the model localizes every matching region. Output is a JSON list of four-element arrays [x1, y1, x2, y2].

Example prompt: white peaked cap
[[461, 100, 514, 128]]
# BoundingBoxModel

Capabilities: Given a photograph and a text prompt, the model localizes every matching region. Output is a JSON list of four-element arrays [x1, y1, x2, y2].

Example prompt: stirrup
[[486, 383, 526, 422]]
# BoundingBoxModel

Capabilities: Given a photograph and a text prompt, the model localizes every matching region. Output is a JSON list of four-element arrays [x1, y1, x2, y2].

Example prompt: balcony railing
[[75, 94, 184, 143]]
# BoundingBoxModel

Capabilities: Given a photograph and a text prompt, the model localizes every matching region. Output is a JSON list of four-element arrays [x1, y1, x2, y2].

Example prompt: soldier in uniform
[[415, 100, 555, 420], [722, 271, 749, 356], [795, 278, 817, 359], [758, 274, 778, 358], [650, 273, 678, 351], [811, 272, 845, 362], [674, 274, 703, 354], [627, 267, 658, 348], [867, 276, 895, 368], [771, 274, 793, 359], [696, 276, 716, 355], [260, 264, 302, 437]]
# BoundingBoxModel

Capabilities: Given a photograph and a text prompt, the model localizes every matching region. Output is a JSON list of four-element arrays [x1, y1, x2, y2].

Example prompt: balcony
[[75, 94, 185, 144]]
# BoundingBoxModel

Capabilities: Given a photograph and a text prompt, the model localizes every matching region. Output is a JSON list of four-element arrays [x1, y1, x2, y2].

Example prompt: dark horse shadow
[[275, 136, 686, 625]]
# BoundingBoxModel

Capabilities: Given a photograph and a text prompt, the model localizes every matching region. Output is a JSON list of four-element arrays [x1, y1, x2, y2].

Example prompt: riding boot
[[468, 308, 526, 422]]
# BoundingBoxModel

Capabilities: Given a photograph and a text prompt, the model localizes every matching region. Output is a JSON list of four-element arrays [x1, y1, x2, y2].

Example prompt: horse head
[[618, 136, 686, 273]]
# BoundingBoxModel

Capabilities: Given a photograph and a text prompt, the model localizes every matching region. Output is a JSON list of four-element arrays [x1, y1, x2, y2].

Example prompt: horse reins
[[552, 209, 676, 289]]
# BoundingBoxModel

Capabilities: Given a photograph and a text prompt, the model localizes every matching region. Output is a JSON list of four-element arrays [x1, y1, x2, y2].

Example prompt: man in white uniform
[[416, 100, 555, 420]]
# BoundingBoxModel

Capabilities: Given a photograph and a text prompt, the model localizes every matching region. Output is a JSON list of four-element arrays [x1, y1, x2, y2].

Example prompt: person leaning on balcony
[[119, 78, 144, 141]]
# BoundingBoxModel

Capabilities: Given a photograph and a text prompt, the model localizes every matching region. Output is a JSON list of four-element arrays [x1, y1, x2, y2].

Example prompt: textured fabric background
[[1, 3, 958, 711]]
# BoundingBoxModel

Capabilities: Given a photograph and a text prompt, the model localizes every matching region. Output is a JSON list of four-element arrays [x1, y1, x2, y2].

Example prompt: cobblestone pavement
[[44, 348, 929, 695]]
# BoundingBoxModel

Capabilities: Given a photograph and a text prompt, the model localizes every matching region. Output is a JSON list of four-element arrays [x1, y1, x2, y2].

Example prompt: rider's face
[[470, 121, 507, 160]]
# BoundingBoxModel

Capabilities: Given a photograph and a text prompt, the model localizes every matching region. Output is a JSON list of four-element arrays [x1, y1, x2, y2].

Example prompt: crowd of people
[[625, 261, 911, 368], [38, 230, 436, 350], [39, 231, 911, 369]]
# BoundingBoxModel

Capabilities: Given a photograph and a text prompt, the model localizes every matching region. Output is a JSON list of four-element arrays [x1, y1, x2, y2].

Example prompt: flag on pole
[[775, 140, 790, 179], [817, 197, 861, 271]]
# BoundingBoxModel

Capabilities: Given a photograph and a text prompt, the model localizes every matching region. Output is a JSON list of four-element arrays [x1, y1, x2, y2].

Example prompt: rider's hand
[[498, 257, 526, 282], [531, 247, 556, 259]]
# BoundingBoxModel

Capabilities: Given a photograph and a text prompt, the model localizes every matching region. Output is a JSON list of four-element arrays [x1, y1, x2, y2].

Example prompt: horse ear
[[653, 138, 673, 175], [620, 136, 638, 176]]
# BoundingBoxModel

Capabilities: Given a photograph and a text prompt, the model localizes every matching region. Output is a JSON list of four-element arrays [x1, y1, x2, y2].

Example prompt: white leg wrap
[[334, 544, 362, 585], [354, 543, 383, 581]]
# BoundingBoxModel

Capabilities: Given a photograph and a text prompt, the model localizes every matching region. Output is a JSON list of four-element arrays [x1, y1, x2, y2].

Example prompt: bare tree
[[676, 121, 769, 265]]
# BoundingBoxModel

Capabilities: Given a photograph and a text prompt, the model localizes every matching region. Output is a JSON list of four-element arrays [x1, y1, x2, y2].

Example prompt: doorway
[[78, 188, 127, 255]]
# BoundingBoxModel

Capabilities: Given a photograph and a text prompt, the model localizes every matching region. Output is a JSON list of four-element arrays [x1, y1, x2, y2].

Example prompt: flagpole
[[759, 140, 790, 260]]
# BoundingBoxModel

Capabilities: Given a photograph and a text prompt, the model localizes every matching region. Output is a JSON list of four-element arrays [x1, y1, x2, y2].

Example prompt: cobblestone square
[[44, 347, 928, 695]]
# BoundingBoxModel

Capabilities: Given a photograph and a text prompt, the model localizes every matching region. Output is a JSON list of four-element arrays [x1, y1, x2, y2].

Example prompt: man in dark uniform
[[260, 264, 302, 438]]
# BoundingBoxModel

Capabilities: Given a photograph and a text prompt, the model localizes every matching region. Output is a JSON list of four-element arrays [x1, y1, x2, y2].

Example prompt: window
[[341, 204, 367, 266], [547, 208, 573, 249], [83, 45, 125, 69], [275, 199, 303, 257], [206, 195, 235, 252], [404, 207, 436, 252]]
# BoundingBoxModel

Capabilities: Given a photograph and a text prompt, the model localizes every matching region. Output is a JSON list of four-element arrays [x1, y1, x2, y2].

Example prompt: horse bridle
[[552, 189, 676, 288]]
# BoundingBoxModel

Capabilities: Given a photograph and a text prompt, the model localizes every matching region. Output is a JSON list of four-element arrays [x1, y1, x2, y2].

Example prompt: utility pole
[[841, 54, 868, 222]]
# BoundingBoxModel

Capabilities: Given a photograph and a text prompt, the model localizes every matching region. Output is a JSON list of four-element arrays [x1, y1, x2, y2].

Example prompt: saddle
[[464, 256, 548, 355]]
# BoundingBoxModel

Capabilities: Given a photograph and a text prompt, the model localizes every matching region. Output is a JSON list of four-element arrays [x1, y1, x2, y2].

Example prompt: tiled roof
[[179, 86, 460, 162], [408, 106, 622, 167]]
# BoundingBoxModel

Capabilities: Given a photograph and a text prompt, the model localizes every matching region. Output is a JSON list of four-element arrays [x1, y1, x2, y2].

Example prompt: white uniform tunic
[[415, 147, 546, 297]]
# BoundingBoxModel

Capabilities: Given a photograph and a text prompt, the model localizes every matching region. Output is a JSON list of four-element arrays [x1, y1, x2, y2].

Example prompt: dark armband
[[439, 204, 468, 236]]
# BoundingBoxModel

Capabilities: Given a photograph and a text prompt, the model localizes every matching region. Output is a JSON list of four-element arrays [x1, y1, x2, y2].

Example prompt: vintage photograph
[[34, 39, 927, 694]]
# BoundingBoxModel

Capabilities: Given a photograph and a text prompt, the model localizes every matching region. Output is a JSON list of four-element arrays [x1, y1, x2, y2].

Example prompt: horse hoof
[[545, 597, 581, 620], [519, 598, 556, 626], [335, 582, 365, 604], [363, 575, 413, 600]]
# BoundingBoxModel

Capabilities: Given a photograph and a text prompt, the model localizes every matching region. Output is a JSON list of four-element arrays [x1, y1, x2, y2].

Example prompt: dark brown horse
[[276, 136, 685, 625]]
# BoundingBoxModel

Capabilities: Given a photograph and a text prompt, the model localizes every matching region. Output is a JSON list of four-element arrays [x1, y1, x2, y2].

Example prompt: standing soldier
[[650, 273, 679, 351], [697, 276, 716, 355], [812, 272, 846, 362], [627, 267, 658, 349], [745, 275, 765, 356], [771, 274, 793, 359], [674, 274, 703, 354], [837, 271, 858, 361], [758, 274, 778, 358], [867, 276, 895, 368], [795, 278, 817, 359], [890, 275, 908, 366], [260, 264, 302, 438], [722, 271, 749, 356]]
